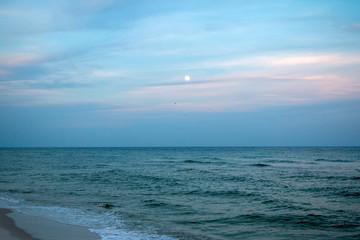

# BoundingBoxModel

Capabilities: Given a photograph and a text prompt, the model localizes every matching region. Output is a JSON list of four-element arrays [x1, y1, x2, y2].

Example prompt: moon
[[184, 75, 191, 81]]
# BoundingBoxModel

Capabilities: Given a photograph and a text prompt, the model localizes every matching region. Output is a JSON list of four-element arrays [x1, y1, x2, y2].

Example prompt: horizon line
[[1, 146, 359, 149]]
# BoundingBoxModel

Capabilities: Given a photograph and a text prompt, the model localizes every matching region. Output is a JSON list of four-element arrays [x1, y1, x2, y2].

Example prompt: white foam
[[0, 193, 22, 205], [90, 228, 177, 240], [0, 195, 177, 240], [16, 206, 112, 229]]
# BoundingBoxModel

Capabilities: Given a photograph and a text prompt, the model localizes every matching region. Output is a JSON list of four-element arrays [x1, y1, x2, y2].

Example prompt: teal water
[[0, 147, 359, 239]]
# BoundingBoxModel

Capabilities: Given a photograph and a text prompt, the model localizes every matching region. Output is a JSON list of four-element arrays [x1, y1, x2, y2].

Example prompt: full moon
[[184, 75, 191, 81]]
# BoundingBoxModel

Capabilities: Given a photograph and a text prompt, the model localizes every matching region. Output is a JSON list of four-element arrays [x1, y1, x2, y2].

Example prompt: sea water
[[0, 147, 359, 240]]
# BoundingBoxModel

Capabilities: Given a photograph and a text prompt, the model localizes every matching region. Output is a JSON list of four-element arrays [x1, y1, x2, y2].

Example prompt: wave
[[200, 213, 360, 230], [0, 196, 177, 240], [250, 163, 271, 167], [315, 158, 355, 163], [143, 199, 169, 208], [339, 191, 360, 197], [184, 189, 260, 198], [98, 203, 115, 209], [6, 189, 35, 194], [267, 160, 296, 164], [183, 160, 212, 164], [221, 175, 247, 182], [0, 193, 22, 204]]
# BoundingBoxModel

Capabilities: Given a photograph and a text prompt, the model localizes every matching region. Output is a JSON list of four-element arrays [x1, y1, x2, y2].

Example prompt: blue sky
[[0, 0, 359, 147]]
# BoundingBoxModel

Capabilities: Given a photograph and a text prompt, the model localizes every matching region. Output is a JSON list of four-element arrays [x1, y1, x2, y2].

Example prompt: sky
[[0, 0, 360, 147]]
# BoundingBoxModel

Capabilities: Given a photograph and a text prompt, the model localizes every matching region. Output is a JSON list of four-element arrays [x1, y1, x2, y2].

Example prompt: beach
[[1, 147, 359, 239], [0, 208, 100, 240]]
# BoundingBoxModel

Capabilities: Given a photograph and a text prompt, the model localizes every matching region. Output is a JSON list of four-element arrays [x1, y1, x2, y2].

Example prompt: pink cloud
[[0, 53, 43, 67], [189, 54, 360, 70], [118, 71, 360, 114], [265, 55, 360, 66]]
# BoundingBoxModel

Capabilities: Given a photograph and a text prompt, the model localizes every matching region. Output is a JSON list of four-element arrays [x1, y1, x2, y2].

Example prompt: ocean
[[0, 147, 359, 240]]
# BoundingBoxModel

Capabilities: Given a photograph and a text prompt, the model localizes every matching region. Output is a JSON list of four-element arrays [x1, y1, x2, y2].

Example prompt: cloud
[[343, 23, 360, 32], [0, 51, 52, 81], [116, 72, 360, 114], [92, 70, 124, 78], [0, 86, 67, 106], [265, 55, 360, 66], [0, 53, 44, 67], [190, 54, 360, 70], [71, 0, 117, 14], [1, 1, 359, 115]]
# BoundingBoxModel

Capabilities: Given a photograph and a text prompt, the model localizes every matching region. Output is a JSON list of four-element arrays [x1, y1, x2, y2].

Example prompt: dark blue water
[[0, 147, 359, 239]]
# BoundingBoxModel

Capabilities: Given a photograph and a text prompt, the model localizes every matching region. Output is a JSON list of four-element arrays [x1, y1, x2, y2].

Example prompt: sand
[[0, 208, 100, 240]]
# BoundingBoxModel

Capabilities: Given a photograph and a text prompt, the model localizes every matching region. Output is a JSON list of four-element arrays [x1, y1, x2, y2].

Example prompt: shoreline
[[0, 208, 39, 240], [0, 208, 100, 240]]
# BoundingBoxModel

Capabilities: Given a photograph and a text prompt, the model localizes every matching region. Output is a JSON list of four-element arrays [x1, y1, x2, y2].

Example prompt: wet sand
[[0, 208, 39, 240]]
